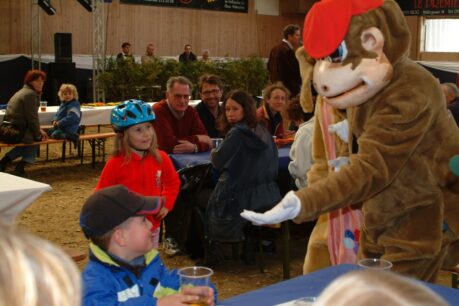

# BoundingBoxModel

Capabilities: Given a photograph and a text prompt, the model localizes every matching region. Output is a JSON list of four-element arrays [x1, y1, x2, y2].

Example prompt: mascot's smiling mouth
[[326, 81, 367, 99]]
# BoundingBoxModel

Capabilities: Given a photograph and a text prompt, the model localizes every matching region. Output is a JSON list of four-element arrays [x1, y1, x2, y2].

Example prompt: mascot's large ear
[[361, 27, 384, 53], [368, 0, 411, 63], [295, 46, 316, 113]]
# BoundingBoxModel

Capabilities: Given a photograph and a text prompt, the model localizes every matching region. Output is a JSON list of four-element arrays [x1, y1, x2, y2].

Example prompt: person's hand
[[328, 156, 349, 172], [173, 140, 196, 154], [240, 190, 301, 225], [328, 119, 349, 143], [284, 130, 296, 138], [154, 207, 169, 220], [182, 286, 214, 306], [52, 120, 58, 127], [196, 135, 212, 148], [157, 286, 214, 306], [40, 129, 49, 141]]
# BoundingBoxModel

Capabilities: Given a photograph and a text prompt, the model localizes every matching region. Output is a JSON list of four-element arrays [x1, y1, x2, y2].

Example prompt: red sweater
[[153, 99, 210, 153], [95, 150, 180, 229]]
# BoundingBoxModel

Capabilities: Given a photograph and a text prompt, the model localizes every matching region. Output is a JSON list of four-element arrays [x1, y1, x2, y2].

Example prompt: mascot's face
[[313, 27, 393, 109]]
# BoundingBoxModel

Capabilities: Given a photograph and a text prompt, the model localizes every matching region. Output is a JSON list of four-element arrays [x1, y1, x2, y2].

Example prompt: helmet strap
[[131, 146, 149, 157]]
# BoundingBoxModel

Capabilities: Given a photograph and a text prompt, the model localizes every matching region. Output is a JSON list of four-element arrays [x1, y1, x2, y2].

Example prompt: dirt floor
[[1, 127, 453, 301]]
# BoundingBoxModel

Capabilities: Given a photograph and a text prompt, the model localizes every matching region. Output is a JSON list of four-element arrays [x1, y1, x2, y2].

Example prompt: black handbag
[[0, 120, 25, 144]]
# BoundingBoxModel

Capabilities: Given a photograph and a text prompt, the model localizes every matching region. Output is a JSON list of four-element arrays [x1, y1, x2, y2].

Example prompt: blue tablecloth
[[169, 146, 291, 171], [219, 264, 459, 306]]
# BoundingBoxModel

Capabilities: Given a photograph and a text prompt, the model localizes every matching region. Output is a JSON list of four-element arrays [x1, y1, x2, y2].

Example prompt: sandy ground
[[1, 128, 452, 301]]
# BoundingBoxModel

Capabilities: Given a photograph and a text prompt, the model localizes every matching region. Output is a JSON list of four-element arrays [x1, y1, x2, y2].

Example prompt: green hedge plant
[[97, 56, 268, 102]]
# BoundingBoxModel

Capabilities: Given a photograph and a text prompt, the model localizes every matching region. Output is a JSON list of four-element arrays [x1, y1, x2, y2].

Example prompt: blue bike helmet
[[111, 99, 155, 132]]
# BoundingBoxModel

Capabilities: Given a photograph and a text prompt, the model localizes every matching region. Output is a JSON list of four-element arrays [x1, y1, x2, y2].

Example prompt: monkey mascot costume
[[242, 0, 459, 281]]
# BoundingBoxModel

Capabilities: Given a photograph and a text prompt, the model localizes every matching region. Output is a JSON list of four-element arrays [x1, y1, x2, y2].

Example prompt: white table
[[0, 101, 202, 126], [0, 172, 51, 223], [0, 105, 114, 126]]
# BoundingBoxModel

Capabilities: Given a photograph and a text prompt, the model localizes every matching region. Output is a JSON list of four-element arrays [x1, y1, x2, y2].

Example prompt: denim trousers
[[6, 145, 39, 164]]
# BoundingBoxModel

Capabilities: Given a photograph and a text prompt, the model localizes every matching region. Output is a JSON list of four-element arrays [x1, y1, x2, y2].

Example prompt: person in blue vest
[[80, 185, 217, 306], [47, 83, 81, 147]]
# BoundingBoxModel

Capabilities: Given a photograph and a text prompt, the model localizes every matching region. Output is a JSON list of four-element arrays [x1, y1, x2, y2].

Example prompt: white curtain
[[424, 19, 459, 52]]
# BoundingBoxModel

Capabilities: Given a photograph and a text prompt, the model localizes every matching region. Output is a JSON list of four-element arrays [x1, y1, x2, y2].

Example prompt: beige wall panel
[[5, 0, 455, 62], [0, 0, 304, 57], [0, 1, 31, 54]]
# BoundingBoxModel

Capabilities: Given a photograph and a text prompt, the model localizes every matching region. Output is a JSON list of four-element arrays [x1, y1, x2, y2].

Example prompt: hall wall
[[1, 1, 456, 61], [0, 0, 304, 58]]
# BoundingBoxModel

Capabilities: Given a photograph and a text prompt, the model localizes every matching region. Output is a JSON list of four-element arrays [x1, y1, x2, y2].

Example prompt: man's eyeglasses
[[173, 94, 190, 100], [201, 89, 221, 97]]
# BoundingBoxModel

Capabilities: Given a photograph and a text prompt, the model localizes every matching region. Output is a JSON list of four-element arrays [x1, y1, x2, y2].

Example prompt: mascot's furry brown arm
[[242, 0, 459, 282]]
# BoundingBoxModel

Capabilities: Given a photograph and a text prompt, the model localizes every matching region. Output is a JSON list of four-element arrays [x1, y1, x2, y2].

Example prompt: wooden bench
[[0, 132, 116, 168], [63, 247, 87, 263], [79, 132, 116, 167], [0, 138, 69, 161]]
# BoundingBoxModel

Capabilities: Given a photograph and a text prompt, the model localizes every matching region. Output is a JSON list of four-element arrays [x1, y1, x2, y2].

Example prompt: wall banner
[[120, 0, 248, 13], [396, 0, 459, 16]]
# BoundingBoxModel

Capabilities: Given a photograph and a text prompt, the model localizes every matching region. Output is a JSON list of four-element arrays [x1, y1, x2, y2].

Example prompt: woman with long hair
[[204, 90, 281, 265]]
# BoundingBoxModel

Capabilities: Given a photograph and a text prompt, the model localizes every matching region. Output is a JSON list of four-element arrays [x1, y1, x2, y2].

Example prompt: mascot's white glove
[[328, 156, 349, 172], [240, 190, 301, 225], [328, 119, 349, 143]]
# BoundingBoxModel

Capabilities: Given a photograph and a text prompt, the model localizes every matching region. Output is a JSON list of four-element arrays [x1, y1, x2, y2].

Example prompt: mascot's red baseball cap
[[303, 0, 384, 59]]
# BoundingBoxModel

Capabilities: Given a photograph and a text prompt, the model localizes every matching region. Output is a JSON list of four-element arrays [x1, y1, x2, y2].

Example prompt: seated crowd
[[0, 68, 454, 306]]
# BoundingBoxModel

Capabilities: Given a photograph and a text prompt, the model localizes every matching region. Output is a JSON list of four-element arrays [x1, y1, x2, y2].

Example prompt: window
[[424, 19, 459, 52]]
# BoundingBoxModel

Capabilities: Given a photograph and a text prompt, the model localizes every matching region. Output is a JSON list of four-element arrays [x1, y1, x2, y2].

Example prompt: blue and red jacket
[[82, 243, 217, 306]]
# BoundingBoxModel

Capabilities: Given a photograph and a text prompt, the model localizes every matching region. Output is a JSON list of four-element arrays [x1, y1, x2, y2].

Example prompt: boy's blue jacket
[[53, 99, 81, 134], [82, 243, 217, 306]]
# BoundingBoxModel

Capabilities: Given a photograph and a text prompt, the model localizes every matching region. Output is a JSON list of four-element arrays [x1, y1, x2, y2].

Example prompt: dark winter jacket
[[5, 84, 41, 143], [206, 123, 281, 242], [195, 101, 221, 138], [83, 243, 217, 306], [53, 99, 81, 135]]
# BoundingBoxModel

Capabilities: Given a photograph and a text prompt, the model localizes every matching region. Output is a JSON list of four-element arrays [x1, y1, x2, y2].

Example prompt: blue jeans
[[6, 145, 39, 164]]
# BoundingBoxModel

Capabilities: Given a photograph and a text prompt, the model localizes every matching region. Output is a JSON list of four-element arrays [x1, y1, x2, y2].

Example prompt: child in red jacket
[[96, 99, 180, 249]]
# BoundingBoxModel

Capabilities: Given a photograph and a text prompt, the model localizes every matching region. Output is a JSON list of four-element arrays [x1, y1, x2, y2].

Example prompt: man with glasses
[[153, 76, 211, 154], [195, 74, 223, 138], [153, 76, 211, 256]]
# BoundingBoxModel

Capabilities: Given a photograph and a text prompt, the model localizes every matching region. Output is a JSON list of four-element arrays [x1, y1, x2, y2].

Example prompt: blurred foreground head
[[0, 222, 81, 306], [315, 270, 448, 306]]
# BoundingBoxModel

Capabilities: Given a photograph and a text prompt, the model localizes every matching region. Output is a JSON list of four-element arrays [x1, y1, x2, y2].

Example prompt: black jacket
[[195, 101, 221, 138], [206, 123, 281, 242], [267, 41, 301, 97]]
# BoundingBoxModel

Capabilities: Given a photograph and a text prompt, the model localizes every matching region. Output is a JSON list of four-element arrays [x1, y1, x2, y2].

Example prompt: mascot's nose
[[313, 81, 330, 95], [320, 84, 330, 93]]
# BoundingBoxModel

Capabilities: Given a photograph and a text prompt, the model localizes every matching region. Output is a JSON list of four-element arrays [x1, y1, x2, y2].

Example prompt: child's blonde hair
[[58, 83, 79, 101], [314, 270, 448, 306], [0, 222, 81, 306], [113, 123, 162, 164]]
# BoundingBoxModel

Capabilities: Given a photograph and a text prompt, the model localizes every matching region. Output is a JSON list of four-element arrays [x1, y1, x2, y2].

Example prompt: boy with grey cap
[[80, 185, 216, 306]]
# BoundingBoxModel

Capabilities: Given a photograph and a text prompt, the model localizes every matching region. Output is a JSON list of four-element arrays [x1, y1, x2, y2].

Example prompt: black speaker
[[54, 33, 72, 63], [44, 62, 76, 106]]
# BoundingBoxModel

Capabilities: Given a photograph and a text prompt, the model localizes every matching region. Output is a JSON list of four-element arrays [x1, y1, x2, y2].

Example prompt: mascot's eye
[[325, 41, 348, 63]]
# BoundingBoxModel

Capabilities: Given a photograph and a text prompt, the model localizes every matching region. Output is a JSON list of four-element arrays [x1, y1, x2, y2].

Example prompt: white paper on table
[[275, 298, 316, 306], [275, 300, 298, 306]]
